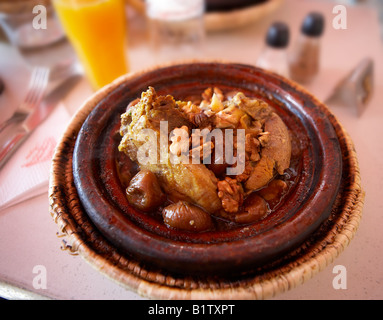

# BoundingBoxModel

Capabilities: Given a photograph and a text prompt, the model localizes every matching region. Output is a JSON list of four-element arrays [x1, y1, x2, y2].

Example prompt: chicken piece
[[244, 156, 275, 191], [244, 112, 291, 191], [119, 87, 222, 214], [119, 87, 192, 162], [262, 112, 291, 175], [146, 163, 222, 214]]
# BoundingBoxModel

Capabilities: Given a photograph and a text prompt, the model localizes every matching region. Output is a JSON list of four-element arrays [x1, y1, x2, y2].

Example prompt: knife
[[0, 65, 82, 169]]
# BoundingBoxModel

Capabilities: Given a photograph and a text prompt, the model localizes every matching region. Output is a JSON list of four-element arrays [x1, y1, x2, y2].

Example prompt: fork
[[0, 67, 50, 134], [0, 67, 49, 168]]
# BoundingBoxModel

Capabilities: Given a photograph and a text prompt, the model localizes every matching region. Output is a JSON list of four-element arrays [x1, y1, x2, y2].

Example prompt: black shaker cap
[[266, 22, 289, 48], [301, 12, 325, 37]]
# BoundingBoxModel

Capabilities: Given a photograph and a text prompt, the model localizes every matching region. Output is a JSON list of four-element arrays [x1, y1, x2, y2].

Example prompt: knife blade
[[0, 71, 81, 169]]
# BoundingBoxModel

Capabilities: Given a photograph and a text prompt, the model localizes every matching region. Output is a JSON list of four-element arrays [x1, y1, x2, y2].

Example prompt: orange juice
[[53, 0, 128, 89]]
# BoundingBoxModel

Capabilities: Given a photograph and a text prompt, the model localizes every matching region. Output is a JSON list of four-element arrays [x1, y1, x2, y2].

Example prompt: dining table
[[0, 0, 382, 300]]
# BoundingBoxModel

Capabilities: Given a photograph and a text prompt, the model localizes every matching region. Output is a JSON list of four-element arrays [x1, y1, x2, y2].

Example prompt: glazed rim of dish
[[66, 62, 342, 276]]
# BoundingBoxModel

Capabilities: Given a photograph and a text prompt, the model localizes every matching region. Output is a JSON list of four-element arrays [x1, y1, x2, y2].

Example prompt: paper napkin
[[0, 102, 71, 210]]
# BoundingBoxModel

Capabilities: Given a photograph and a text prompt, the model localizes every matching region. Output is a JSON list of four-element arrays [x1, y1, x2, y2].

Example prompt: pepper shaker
[[256, 22, 290, 78], [289, 12, 325, 84]]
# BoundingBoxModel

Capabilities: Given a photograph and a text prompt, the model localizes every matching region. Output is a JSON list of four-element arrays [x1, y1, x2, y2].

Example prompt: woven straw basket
[[49, 63, 364, 300]]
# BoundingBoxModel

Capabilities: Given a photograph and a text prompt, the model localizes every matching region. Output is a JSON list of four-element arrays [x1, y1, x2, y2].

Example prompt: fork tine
[[33, 68, 49, 103], [31, 68, 49, 103], [0, 67, 49, 134], [23, 67, 49, 109], [23, 68, 41, 106]]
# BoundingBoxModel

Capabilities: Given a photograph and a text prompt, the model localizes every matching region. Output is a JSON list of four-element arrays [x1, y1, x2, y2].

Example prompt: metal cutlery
[[0, 59, 82, 169], [0, 67, 49, 133], [0, 67, 49, 168]]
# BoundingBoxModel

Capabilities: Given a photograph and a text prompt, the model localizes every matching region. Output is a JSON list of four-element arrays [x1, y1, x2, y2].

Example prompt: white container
[[256, 22, 290, 78], [256, 47, 290, 79]]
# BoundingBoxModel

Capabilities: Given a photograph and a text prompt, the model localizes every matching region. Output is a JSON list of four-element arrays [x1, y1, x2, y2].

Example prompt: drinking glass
[[0, 0, 65, 50], [146, 0, 206, 65], [52, 0, 129, 89]]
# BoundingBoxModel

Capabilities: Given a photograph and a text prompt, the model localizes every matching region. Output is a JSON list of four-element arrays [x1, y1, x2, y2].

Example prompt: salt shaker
[[289, 12, 325, 84], [145, 0, 206, 65], [256, 22, 290, 78]]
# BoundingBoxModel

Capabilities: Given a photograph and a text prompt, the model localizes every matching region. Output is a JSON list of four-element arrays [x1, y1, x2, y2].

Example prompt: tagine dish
[[49, 62, 364, 299]]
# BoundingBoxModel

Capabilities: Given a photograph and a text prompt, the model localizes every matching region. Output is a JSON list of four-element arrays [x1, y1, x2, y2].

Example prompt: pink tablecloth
[[0, 0, 382, 299]]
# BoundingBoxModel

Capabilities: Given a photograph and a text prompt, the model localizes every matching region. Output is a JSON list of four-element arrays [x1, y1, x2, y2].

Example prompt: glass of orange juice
[[52, 0, 129, 90]]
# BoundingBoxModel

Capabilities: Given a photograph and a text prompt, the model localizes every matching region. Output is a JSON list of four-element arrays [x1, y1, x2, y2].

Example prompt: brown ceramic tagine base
[[49, 62, 364, 299]]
